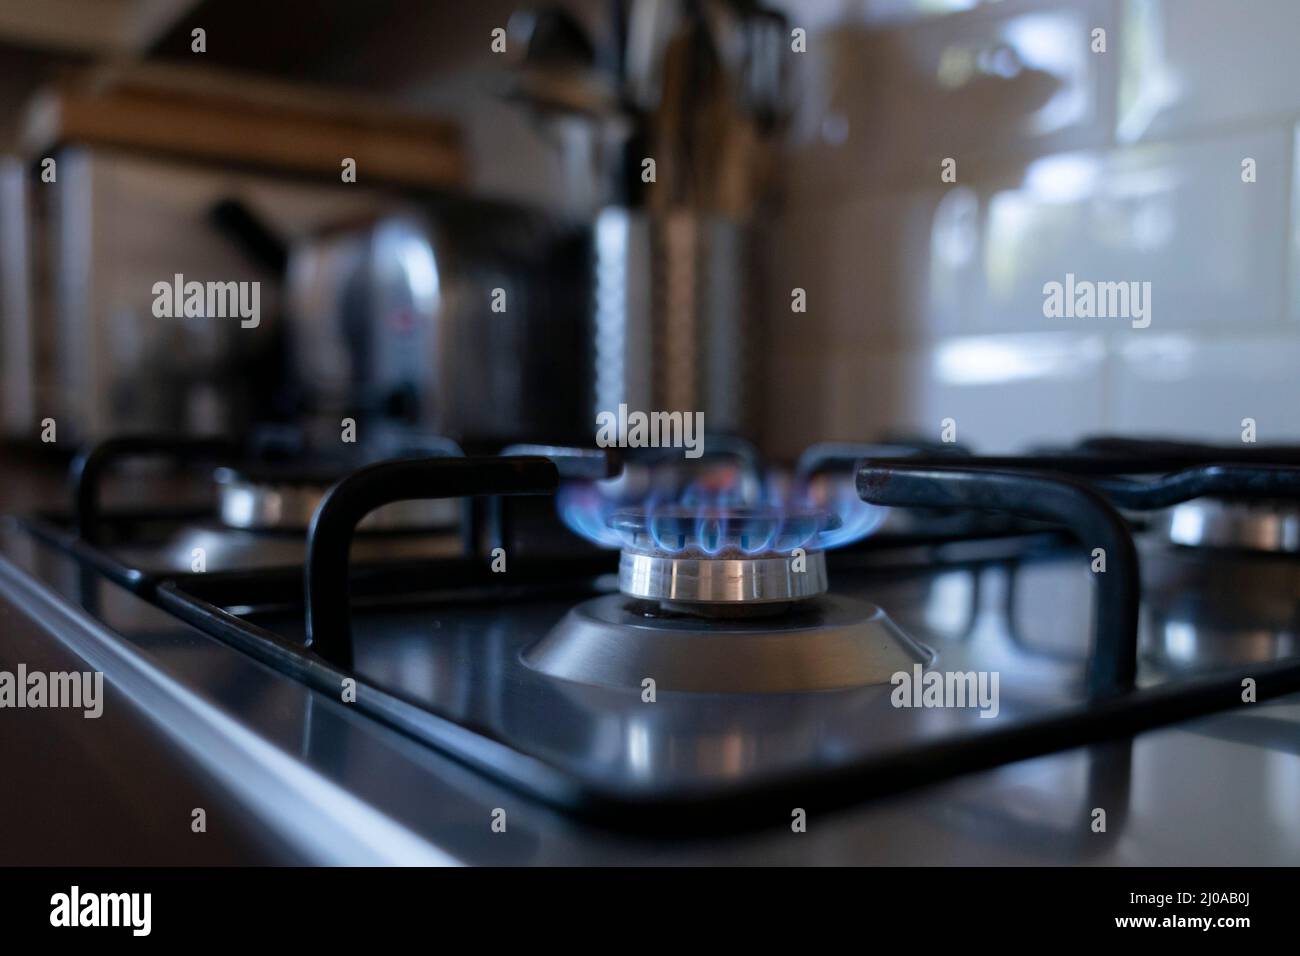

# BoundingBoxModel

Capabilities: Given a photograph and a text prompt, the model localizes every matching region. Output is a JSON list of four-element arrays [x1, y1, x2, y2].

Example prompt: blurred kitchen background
[[0, 0, 1297, 463]]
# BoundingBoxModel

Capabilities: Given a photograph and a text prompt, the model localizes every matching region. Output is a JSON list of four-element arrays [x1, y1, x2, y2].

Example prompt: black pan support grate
[[33, 435, 1300, 829], [855, 447, 1300, 696]]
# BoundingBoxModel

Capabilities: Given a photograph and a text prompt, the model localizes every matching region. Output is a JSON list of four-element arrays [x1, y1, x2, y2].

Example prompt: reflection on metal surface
[[215, 467, 458, 532], [934, 740, 1132, 862], [923, 569, 978, 638], [1150, 621, 1298, 671], [1141, 541, 1300, 675], [116, 524, 461, 575]]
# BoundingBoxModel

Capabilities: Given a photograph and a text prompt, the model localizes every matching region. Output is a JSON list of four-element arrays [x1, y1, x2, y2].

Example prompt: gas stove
[[3, 433, 1299, 863]]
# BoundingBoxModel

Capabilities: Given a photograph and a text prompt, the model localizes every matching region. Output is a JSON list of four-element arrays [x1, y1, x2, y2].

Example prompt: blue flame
[[557, 483, 624, 548], [695, 511, 725, 556], [815, 482, 889, 548], [738, 513, 777, 555], [647, 498, 688, 553], [558, 463, 888, 554]]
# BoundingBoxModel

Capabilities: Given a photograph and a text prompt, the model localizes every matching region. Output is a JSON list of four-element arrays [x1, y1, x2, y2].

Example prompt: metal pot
[[592, 207, 762, 440]]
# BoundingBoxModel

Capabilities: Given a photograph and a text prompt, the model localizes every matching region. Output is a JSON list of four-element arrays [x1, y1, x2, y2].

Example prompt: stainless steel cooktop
[[2, 436, 1298, 864]]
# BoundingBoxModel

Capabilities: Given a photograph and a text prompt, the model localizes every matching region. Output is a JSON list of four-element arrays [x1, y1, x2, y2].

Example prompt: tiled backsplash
[[766, 0, 1300, 456]]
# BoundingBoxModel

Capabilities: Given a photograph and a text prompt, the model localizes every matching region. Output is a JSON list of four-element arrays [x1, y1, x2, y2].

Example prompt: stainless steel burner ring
[[1159, 498, 1300, 552], [618, 548, 828, 606]]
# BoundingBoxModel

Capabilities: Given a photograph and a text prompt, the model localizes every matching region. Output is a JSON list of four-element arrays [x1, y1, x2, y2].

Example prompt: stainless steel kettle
[[285, 198, 591, 446]]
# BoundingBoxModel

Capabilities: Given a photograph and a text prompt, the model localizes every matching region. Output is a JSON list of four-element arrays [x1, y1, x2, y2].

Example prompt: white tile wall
[[767, 332, 1112, 456], [1111, 334, 1300, 442], [921, 332, 1109, 452], [978, 128, 1290, 331], [1118, 0, 1300, 143], [765, 0, 1300, 456], [1290, 125, 1300, 324]]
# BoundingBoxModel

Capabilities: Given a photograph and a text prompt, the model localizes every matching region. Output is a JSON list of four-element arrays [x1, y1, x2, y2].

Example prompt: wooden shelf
[[21, 69, 465, 189]]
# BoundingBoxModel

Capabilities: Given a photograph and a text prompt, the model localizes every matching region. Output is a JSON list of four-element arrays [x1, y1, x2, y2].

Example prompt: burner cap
[[619, 550, 828, 612]]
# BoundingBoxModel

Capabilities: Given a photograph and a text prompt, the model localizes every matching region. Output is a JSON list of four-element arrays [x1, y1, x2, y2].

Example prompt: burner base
[[523, 594, 933, 694]]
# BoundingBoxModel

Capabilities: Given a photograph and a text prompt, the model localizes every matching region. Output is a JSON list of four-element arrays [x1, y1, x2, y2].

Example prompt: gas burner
[[523, 503, 926, 691], [609, 506, 834, 615], [1158, 497, 1300, 553]]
